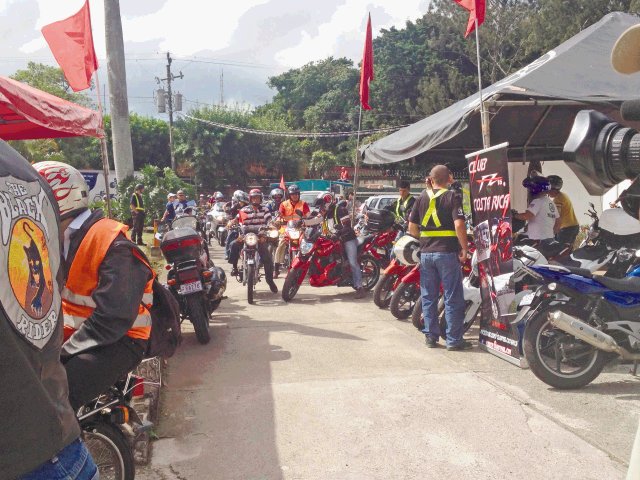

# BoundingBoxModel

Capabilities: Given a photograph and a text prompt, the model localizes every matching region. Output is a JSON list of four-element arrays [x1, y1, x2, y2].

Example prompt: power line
[[178, 113, 408, 138]]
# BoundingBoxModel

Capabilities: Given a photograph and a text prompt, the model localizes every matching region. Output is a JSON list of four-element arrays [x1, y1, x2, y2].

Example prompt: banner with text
[[466, 143, 520, 366]]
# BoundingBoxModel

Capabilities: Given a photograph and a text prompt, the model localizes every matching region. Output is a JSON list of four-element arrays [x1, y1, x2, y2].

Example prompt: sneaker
[[267, 280, 278, 293], [230, 267, 238, 277], [354, 287, 366, 299], [446, 340, 473, 351], [425, 336, 439, 348]]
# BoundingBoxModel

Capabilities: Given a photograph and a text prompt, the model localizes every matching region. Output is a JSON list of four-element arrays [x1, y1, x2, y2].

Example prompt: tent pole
[[351, 105, 363, 224], [94, 73, 113, 219], [474, 18, 490, 148]]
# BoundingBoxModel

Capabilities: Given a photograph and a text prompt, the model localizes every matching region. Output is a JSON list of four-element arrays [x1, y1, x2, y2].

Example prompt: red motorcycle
[[281, 223, 382, 302], [373, 258, 412, 309], [274, 219, 303, 277]]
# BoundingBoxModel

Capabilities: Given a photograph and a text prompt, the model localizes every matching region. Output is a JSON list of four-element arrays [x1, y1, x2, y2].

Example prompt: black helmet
[[288, 184, 301, 195], [135, 183, 144, 190], [547, 175, 563, 190], [522, 176, 550, 195]]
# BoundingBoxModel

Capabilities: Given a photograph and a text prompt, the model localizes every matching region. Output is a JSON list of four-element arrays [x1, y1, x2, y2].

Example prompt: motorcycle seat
[[563, 266, 594, 278], [594, 274, 640, 293]]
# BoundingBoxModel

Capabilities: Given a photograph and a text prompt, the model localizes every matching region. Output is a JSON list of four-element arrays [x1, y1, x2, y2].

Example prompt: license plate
[[179, 280, 202, 294], [247, 259, 255, 265], [519, 292, 535, 307]]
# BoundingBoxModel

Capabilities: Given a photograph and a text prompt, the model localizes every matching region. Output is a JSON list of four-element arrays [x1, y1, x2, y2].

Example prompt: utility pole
[[219, 68, 224, 105], [104, 0, 134, 182], [156, 52, 183, 171]]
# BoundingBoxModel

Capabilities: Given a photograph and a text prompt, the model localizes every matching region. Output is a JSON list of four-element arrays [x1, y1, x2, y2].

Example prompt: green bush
[[113, 165, 193, 225]]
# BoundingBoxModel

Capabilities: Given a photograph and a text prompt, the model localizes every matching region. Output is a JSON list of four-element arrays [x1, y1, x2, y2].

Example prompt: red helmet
[[249, 188, 263, 203], [314, 192, 334, 209]]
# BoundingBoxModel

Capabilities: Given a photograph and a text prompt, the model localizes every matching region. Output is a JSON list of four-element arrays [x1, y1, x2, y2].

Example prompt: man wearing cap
[[130, 183, 146, 246], [162, 192, 178, 223]]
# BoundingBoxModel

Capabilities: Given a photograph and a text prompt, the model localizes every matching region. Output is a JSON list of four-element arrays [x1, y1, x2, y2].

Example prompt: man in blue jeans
[[0, 141, 98, 479], [408, 165, 471, 350]]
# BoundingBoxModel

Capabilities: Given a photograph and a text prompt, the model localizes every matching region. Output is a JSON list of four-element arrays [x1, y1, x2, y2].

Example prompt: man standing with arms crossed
[[408, 165, 471, 350]]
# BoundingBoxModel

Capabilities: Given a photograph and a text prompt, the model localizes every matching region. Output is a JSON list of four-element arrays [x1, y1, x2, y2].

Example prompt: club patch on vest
[[0, 177, 60, 349]]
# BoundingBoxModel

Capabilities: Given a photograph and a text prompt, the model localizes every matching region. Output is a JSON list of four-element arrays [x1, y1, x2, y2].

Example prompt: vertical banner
[[466, 143, 522, 366]]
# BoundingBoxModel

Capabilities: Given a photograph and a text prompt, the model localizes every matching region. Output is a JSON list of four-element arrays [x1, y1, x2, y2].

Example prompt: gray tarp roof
[[361, 12, 640, 167]]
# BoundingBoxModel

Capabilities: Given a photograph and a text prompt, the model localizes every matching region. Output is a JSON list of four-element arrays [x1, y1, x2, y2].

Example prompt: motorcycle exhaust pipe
[[548, 311, 640, 360]]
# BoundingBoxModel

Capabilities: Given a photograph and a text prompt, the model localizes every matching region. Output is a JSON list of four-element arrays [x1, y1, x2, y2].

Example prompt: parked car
[[300, 190, 326, 206], [360, 194, 400, 213]]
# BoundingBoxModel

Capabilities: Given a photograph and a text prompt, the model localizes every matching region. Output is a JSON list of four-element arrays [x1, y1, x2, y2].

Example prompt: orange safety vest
[[280, 200, 307, 219], [62, 218, 154, 341]]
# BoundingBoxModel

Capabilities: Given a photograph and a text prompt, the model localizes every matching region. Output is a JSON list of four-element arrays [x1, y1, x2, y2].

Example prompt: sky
[[0, 0, 430, 113]]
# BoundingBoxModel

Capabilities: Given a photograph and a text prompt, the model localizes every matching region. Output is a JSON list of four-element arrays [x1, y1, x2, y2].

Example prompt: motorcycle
[[206, 203, 228, 246], [275, 218, 304, 277], [281, 219, 382, 302], [518, 251, 640, 389], [373, 258, 413, 309], [235, 227, 268, 304], [80, 364, 156, 480], [158, 215, 227, 344]]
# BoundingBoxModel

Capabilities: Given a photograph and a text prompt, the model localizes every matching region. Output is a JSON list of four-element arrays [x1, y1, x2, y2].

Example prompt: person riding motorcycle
[[268, 188, 284, 213], [513, 175, 560, 243], [321, 192, 365, 299], [33, 161, 154, 411], [279, 184, 310, 221], [224, 190, 249, 260], [228, 189, 279, 293], [214, 191, 225, 204]]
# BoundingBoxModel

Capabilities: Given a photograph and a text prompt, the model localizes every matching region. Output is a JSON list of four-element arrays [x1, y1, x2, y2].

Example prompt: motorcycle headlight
[[245, 233, 258, 246], [300, 239, 314, 255], [288, 229, 301, 240], [215, 215, 226, 222], [268, 229, 279, 239]]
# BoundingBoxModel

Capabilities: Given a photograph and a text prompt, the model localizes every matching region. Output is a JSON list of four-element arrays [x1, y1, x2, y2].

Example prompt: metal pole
[[93, 73, 112, 218], [351, 105, 363, 224], [166, 52, 176, 171], [474, 18, 490, 148]]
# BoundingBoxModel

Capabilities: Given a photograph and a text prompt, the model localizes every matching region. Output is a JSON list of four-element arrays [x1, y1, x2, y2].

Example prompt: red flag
[[453, 0, 486, 37], [41, 0, 98, 92], [279, 174, 285, 190], [359, 14, 374, 110]]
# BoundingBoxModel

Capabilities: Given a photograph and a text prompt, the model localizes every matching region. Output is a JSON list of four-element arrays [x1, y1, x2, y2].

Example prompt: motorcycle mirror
[[635, 249, 640, 258]]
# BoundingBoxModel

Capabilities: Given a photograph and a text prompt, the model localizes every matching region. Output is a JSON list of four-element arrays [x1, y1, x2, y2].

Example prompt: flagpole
[[351, 104, 363, 224], [475, 18, 490, 148], [93, 73, 113, 218]]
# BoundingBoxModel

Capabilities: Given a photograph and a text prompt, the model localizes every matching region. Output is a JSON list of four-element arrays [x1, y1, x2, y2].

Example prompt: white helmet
[[33, 161, 89, 220], [393, 235, 420, 266]]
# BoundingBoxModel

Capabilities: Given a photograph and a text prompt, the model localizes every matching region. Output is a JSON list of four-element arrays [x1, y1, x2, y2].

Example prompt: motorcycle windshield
[[172, 216, 198, 230]]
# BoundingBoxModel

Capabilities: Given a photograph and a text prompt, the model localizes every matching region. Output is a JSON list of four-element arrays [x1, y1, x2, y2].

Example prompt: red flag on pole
[[359, 14, 374, 110], [279, 174, 285, 190], [42, 0, 98, 92], [453, 0, 486, 37]]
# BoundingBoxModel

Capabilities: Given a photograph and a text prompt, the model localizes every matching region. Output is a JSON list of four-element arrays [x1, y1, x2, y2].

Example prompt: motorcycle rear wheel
[[247, 264, 255, 304], [437, 299, 478, 341], [523, 306, 608, 389], [389, 281, 419, 320], [373, 273, 398, 309], [360, 254, 381, 290], [187, 294, 210, 344], [282, 268, 303, 302], [83, 422, 135, 480]]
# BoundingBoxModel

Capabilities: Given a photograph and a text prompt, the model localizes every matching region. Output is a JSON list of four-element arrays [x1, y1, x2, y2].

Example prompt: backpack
[[145, 277, 182, 359], [126, 241, 183, 359]]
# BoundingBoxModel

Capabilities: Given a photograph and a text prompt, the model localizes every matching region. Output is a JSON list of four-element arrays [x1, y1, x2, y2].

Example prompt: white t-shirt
[[526, 196, 559, 240]]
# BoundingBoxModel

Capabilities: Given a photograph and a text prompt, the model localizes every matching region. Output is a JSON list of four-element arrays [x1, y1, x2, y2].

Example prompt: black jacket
[[327, 202, 356, 242], [61, 210, 152, 359], [0, 141, 80, 479]]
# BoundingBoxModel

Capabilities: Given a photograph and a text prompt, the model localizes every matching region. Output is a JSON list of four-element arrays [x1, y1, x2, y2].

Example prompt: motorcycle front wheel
[[373, 273, 398, 309], [247, 264, 255, 304], [437, 299, 479, 341], [282, 267, 303, 302], [523, 306, 608, 389], [83, 421, 135, 480], [187, 294, 210, 344], [389, 281, 419, 320]]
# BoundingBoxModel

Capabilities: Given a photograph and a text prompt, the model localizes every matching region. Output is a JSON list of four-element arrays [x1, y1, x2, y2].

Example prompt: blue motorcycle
[[517, 253, 640, 389]]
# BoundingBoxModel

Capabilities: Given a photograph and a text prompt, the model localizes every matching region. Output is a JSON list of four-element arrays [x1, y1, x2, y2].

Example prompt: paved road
[[138, 243, 638, 479]]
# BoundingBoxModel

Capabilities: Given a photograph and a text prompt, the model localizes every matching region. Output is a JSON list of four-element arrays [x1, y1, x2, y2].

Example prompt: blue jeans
[[20, 438, 98, 480], [343, 239, 362, 288], [225, 230, 239, 260], [420, 252, 465, 347]]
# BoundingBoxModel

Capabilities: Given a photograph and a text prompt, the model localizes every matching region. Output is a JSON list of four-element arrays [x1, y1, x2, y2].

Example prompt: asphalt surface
[[137, 242, 638, 480]]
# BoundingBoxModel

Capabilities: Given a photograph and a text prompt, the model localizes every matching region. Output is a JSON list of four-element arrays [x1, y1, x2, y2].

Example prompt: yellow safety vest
[[395, 195, 413, 218], [133, 193, 145, 212], [420, 189, 456, 238]]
